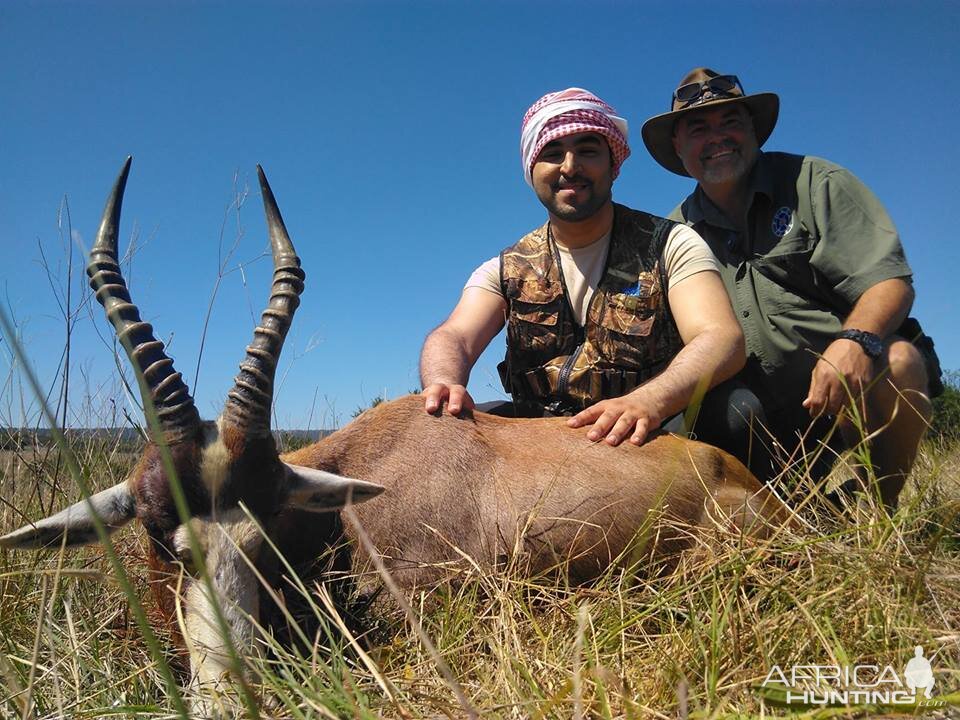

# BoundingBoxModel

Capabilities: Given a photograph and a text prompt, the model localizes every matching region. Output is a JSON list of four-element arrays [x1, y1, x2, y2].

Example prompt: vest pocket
[[587, 292, 662, 371], [510, 300, 559, 327], [507, 299, 563, 361], [597, 293, 656, 336]]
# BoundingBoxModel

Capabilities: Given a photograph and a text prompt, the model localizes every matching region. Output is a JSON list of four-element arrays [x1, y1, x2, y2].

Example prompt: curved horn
[[223, 166, 305, 436], [86, 157, 200, 441]]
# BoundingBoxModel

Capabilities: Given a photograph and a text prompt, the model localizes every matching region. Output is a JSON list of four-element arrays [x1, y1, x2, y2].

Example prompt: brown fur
[[216, 423, 284, 515], [282, 394, 793, 587]]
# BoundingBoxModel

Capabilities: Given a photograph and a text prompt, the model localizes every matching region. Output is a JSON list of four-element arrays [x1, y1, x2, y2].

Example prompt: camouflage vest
[[497, 204, 683, 414]]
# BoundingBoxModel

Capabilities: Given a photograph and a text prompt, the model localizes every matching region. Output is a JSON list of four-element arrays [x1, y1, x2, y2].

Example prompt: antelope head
[[0, 158, 384, 705]]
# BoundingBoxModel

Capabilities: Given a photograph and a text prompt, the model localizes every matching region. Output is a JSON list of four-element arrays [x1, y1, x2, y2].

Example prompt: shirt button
[[741, 310, 750, 318]]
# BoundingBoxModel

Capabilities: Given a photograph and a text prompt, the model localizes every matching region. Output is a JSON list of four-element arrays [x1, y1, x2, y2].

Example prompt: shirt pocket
[[750, 229, 819, 315]]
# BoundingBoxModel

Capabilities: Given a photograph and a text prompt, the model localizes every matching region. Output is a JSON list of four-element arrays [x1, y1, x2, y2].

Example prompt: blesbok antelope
[[1, 159, 793, 710]]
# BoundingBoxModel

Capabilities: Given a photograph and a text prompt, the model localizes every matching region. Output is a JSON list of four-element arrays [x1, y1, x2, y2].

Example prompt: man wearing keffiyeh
[[419, 88, 754, 459]]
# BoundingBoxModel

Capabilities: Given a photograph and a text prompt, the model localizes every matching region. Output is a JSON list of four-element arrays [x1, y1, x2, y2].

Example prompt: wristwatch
[[836, 329, 883, 359]]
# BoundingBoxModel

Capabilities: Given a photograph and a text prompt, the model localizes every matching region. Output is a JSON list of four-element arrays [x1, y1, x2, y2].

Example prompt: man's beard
[[699, 153, 751, 184], [536, 177, 612, 222], [698, 138, 757, 185]]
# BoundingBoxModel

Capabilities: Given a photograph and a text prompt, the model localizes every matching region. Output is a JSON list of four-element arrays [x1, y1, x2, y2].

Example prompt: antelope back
[[284, 394, 794, 588]]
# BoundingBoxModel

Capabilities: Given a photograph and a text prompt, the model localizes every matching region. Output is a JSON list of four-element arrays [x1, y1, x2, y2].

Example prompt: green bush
[[931, 370, 960, 441]]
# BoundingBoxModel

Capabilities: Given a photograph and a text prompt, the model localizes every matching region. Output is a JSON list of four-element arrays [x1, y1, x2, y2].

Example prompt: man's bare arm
[[568, 270, 745, 445], [420, 287, 507, 415], [804, 277, 914, 417]]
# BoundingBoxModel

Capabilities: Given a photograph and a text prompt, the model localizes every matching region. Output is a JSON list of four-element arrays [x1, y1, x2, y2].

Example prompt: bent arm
[[420, 287, 507, 415], [804, 277, 914, 416], [840, 277, 914, 338], [569, 270, 744, 445], [641, 269, 746, 418]]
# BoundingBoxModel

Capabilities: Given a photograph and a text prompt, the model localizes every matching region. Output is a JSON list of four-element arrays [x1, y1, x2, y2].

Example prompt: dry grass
[[1, 436, 958, 719], [1, 208, 957, 716]]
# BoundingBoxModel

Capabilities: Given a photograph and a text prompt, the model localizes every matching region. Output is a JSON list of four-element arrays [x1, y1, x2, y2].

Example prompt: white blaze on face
[[200, 419, 232, 499], [177, 508, 265, 703]]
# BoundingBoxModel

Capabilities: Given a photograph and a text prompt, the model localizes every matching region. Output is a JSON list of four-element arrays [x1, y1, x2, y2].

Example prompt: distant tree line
[[931, 370, 960, 442], [2, 378, 954, 452], [0, 428, 145, 451], [0, 427, 333, 452]]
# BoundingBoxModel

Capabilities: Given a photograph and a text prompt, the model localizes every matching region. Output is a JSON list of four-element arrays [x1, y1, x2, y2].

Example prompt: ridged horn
[[223, 166, 305, 436], [86, 157, 201, 441]]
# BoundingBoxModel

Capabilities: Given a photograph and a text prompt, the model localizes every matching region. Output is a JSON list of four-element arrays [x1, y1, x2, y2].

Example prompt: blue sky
[[2, 1, 957, 430]]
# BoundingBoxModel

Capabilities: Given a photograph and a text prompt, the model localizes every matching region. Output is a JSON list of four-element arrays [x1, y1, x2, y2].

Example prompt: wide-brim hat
[[641, 67, 779, 177]]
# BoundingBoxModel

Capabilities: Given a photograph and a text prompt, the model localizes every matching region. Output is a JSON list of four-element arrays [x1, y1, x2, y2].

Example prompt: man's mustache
[[553, 175, 593, 190], [699, 141, 740, 160]]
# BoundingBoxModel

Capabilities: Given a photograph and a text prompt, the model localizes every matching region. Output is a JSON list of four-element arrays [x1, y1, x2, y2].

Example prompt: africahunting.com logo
[[761, 646, 945, 707]]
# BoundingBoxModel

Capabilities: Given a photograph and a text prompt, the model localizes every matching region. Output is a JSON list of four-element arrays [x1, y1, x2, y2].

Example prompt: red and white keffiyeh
[[520, 88, 630, 187]]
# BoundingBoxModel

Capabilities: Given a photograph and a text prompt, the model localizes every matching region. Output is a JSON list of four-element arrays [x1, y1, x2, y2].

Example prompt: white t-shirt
[[465, 223, 719, 325]]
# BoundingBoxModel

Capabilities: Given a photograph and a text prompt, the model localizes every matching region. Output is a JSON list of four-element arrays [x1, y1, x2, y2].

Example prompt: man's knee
[[687, 379, 768, 445], [690, 379, 779, 482], [870, 338, 933, 430], [724, 384, 767, 434], [882, 338, 929, 395]]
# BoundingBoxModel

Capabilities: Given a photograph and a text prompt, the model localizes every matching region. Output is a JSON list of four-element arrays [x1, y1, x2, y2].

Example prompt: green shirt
[[669, 151, 911, 406]]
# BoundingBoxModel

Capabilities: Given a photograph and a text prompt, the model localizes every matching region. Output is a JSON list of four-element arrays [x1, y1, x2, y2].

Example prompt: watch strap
[[836, 329, 883, 358]]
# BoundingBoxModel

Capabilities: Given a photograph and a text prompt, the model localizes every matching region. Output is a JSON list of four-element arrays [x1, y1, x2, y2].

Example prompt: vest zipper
[[556, 343, 584, 397]]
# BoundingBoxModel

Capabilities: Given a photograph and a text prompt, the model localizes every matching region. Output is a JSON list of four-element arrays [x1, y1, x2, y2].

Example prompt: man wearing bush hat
[[642, 67, 939, 507], [419, 87, 753, 452]]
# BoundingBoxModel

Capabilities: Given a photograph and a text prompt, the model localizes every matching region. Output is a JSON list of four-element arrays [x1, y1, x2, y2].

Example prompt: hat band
[[672, 74, 744, 111]]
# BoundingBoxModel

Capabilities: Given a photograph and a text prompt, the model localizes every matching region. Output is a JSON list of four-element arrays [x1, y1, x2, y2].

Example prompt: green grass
[[1, 437, 958, 719]]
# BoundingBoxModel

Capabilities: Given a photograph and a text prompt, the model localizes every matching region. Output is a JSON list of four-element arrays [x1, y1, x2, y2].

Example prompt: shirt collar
[[684, 151, 773, 229]]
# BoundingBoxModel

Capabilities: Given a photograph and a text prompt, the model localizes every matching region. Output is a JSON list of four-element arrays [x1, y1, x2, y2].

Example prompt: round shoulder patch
[[771, 206, 794, 238]]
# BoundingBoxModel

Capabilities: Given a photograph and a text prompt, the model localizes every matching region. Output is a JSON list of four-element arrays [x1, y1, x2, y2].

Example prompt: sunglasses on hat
[[672, 75, 744, 109]]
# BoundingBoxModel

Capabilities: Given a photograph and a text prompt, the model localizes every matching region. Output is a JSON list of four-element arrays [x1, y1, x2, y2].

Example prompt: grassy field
[[1, 429, 958, 719], [4, 160, 956, 719]]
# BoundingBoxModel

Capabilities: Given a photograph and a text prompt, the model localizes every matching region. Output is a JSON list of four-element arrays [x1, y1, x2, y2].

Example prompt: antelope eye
[[177, 546, 195, 570], [170, 527, 204, 575]]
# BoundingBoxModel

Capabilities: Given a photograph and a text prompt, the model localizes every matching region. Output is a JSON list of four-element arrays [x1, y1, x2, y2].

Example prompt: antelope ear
[[0, 482, 136, 550], [283, 463, 385, 512]]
